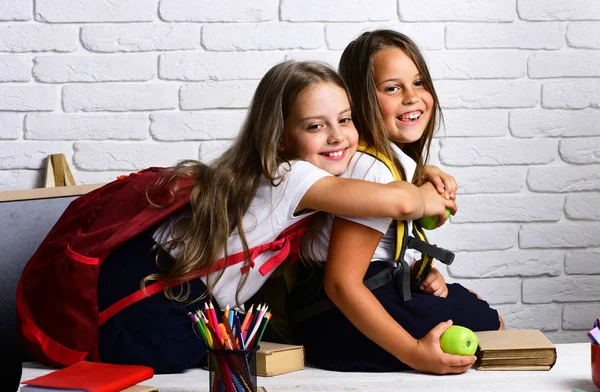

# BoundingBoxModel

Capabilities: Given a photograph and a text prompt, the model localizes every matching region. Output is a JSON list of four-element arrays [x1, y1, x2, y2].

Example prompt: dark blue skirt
[[97, 227, 214, 374], [288, 261, 500, 372]]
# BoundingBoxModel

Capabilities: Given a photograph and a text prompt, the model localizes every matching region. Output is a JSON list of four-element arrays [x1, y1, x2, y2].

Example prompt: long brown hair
[[144, 61, 348, 305], [339, 29, 442, 185]]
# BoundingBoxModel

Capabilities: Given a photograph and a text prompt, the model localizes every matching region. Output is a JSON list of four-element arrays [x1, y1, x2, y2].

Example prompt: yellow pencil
[[200, 312, 214, 348]]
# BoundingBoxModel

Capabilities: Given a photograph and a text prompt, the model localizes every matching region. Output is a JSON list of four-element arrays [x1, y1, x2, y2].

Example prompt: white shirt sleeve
[[248, 160, 332, 233], [278, 160, 332, 219]]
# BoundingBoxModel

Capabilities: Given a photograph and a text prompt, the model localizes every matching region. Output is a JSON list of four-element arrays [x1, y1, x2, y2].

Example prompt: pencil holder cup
[[208, 347, 259, 392], [592, 343, 600, 389]]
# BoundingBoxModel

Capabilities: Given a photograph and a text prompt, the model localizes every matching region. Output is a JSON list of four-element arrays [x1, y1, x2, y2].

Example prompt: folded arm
[[297, 176, 424, 221]]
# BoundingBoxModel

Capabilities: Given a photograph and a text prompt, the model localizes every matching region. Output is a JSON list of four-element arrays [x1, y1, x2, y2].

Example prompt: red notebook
[[21, 361, 154, 392]]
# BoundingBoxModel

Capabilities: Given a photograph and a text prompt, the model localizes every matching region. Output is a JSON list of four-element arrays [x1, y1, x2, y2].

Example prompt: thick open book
[[256, 341, 305, 376], [475, 329, 557, 371]]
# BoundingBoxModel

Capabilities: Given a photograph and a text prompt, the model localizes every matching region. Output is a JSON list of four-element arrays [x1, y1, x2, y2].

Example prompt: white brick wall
[[0, 0, 598, 344]]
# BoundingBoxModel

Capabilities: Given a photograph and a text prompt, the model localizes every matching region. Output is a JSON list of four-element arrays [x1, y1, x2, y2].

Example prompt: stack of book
[[475, 329, 557, 371]]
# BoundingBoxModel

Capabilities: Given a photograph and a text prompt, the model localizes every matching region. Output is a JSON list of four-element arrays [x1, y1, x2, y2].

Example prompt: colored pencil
[[200, 312, 214, 348], [245, 306, 268, 348], [208, 301, 224, 345], [221, 315, 238, 350], [228, 309, 235, 329], [234, 313, 245, 349], [253, 311, 272, 348], [240, 304, 254, 338], [189, 302, 270, 392]]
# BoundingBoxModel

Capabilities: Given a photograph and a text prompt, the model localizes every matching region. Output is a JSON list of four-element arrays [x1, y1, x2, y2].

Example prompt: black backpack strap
[[393, 258, 411, 302], [289, 237, 457, 325], [289, 260, 411, 326], [406, 236, 455, 291], [407, 237, 455, 266]]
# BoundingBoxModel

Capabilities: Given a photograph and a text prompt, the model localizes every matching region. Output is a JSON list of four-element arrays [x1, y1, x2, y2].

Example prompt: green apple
[[439, 325, 478, 356], [417, 208, 452, 230]]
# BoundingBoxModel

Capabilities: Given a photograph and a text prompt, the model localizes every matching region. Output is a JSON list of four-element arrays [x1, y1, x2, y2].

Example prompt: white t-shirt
[[309, 142, 421, 266], [153, 160, 330, 308]]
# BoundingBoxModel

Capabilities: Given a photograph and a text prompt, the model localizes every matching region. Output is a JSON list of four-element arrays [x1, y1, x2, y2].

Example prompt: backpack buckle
[[406, 237, 455, 265]]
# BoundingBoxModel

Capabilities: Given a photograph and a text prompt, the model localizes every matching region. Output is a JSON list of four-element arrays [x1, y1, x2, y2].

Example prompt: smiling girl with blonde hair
[[94, 60, 458, 373]]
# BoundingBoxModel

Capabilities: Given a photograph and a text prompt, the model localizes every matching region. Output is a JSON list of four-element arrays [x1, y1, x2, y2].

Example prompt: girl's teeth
[[326, 151, 343, 157], [401, 112, 421, 121]]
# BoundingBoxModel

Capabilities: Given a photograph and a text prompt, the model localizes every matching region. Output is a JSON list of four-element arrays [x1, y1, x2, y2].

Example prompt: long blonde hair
[[144, 61, 349, 305], [339, 29, 442, 185]]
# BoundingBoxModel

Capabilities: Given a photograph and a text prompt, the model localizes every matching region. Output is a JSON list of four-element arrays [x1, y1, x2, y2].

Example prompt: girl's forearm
[[384, 180, 425, 220], [298, 176, 425, 220], [324, 279, 418, 366]]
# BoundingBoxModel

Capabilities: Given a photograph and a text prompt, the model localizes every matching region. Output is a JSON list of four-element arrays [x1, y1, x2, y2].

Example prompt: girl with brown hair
[[289, 30, 502, 375]]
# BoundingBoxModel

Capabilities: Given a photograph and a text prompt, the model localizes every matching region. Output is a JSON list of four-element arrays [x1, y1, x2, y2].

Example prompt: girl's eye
[[307, 123, 323, 131], [339, 117, 352, 125], [384, 85, 400, 93], [414, 80, 424, 87]]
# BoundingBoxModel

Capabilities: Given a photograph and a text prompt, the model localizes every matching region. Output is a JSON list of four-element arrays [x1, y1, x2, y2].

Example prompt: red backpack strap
[[98, 215, 316, 325], [257, 215, 314, 275], [98, 281, 168, 326]]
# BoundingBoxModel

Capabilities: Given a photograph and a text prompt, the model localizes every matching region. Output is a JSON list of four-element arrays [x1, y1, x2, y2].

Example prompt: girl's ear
[[278, 134, 287, 151]]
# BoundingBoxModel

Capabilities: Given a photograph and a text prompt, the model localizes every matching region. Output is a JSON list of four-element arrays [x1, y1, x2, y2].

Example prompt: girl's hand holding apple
[[422, 166, 458, 200], [439, 325, 479, 356], [409, 320, 476, 374], [417, 208, 452, 230], [418, 183, 457, 228]]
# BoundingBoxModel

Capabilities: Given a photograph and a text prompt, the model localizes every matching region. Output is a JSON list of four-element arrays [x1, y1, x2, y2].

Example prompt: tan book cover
[[475, 329, 557, 371], [256, 341, 304, 377], [122, 386, 159, 392]]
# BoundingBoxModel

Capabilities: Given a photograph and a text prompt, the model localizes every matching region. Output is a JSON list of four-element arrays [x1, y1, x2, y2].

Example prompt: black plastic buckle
[[406, 237, 455, 265]]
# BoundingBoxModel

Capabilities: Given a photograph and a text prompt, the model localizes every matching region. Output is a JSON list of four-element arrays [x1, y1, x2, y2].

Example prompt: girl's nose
[[402, 88, 420, 105], [328, 125, 344, 144]]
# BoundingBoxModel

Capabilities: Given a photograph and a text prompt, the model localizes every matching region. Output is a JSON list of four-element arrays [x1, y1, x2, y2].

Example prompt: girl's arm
[[296, 176, 424, 221], [324, 217, 475, 375]]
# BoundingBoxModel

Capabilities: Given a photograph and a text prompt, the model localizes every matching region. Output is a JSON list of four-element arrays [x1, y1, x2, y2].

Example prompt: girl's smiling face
[[283, 82, 358, 176], [372, 47, 434, 148]]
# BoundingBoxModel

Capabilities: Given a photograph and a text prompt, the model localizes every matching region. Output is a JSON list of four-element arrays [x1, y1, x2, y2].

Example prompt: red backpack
[[16, 168, 311, 367]]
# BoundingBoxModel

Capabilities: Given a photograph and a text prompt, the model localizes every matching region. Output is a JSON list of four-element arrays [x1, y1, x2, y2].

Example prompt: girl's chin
[[319, 161, 349, 176], [391, 129, 426, 145]]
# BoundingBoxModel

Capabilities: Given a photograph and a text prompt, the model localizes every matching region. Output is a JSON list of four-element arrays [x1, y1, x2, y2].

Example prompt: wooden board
[[0, 183, 104, 202]]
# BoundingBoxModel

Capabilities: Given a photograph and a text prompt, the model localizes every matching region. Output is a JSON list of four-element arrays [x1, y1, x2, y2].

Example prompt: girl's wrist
[[398, 337, 421, 367], [416, 187, 426, 217]]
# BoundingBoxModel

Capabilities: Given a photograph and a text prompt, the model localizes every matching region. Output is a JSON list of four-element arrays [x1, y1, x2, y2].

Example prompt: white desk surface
[[21, 343, 598, 392]]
